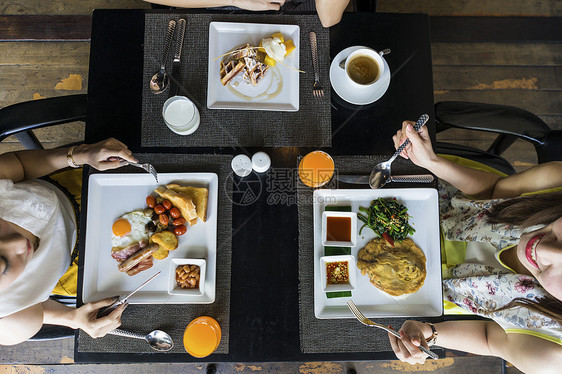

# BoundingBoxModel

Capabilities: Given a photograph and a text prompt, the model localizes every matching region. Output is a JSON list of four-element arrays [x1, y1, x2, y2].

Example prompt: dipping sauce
[[326, 216, 352, 242], [326, 261, 350, 285]]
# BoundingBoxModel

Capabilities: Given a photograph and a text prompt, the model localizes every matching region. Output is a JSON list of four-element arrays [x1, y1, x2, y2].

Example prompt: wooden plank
[[432, 42, 562, 66], [0, 66, 88, 90], [377, 0, 562, 16], [0, 0, 151, 15], [0, 15, 92, 41], [433, 66, 562, 90], [430, 17, 562, 42], [433, 90, 562, 115], [0, 42, 90, 65]]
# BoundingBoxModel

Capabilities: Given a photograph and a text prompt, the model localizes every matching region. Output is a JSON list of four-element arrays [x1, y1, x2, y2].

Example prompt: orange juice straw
[[299, 151, 334, 188], [183, 316, 221, 358]]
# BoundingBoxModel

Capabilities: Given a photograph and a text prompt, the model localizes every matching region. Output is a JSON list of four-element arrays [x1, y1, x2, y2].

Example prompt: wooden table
[[77, 9, 437, 363]]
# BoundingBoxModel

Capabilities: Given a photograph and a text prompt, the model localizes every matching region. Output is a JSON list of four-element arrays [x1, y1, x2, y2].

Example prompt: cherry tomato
[[146, 195, 156, 208], [154, 204, 165, 214], [169, 207, 181, 219], [173, 225, 187, 236], [162, 200, 172, 210], [159, 214, 169, 226], [172, 217, 186, 226]]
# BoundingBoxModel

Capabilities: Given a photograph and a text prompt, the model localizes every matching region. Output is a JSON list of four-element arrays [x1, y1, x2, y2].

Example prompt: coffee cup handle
[[378, 48, 391, 57]]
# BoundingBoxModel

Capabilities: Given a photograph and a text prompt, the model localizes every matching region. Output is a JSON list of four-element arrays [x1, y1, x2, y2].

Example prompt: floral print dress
[[439, 181, 562, 345]]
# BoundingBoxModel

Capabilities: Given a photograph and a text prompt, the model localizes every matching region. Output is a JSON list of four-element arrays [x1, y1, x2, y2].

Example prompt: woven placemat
[[77, 154, 232, 355], [141, 13, 331, 148], [298, 155, 441, 353]]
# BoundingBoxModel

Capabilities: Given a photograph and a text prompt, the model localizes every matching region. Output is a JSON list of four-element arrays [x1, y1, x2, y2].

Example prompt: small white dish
[[319, 255, 357, 292], [162, 96, 200, 135], [168, 258, 206, 296], [330, 46, 391, 105], [321, 211, 357, 247]]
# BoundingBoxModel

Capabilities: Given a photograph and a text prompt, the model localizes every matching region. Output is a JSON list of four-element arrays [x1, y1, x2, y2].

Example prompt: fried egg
[[111, 211, 152, 249]]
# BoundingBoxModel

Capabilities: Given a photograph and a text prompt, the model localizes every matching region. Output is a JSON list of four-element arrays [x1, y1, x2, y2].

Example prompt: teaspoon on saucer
[[339, 48, 390, 69], [368, 114, 429, 189], [149, 20, 176, 94]]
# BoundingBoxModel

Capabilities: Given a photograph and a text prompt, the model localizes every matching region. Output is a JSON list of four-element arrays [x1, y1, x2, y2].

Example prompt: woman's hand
[[233, 0, 285, 11], [70, 297, 126, 338], [392, 121, 437, 169], [72, 138, 137, 171], [388, 320, 433, 365]]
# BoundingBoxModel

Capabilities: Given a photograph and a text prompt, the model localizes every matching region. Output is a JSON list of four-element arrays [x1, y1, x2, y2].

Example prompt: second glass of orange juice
[[183, 316, 221, 358], [298, 150, 335, 188]]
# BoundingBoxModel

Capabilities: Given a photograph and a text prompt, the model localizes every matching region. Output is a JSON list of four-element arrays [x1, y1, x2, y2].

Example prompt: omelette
[[357, 238, 426, 296]]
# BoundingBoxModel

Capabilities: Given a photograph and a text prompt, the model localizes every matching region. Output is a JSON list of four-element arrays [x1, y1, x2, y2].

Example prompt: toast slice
[[166, 184, 208, 223], [154, 186, 197, 223]]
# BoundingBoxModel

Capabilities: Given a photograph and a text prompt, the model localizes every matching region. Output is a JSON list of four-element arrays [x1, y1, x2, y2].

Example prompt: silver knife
[[169, 18, 186, 97], [97, 271, 161, 317], [338, 174, 434, 185]]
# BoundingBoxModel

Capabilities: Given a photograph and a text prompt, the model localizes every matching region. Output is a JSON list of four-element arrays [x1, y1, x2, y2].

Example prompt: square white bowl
[[321, 211, 357, 247], [320, 255, 357, 292], [168, 258, 206, 296]]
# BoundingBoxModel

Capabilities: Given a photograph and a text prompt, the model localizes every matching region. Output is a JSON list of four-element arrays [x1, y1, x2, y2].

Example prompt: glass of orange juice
[[298, 150, 335, 188], [183, 316, 221, 358]]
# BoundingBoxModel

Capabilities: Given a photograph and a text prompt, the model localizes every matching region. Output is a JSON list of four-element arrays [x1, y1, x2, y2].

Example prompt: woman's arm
[[390, 320, 562, 374], [315, 0, 350, 27], [393, 121, 562, 199], [0, 298, 125, 346], [144, 0, 286, 11], [0, 138, 137, 183]]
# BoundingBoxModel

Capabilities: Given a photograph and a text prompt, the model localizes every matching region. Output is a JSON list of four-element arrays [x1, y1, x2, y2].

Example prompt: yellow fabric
[[504, 329, 562, 345], [521, 186, 562, 196], [49, 168, 82, 297], [438, 155, 507, 316]]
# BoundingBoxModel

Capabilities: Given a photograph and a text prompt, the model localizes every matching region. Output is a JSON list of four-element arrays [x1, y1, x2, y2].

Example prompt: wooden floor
[[1, 0, 559, 372]]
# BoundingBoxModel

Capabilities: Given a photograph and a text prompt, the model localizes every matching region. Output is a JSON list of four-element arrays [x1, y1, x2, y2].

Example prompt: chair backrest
[[0, 94, 87, 149]]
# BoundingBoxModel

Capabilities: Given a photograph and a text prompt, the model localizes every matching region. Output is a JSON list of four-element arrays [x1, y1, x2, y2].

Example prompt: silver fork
[[111, 157, 158, 183], [309, 31, 324, 99], [347, 300, 439, 360]]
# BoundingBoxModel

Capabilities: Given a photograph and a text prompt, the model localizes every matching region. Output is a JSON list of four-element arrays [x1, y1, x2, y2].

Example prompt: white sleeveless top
[[0, 179, 76, 317]]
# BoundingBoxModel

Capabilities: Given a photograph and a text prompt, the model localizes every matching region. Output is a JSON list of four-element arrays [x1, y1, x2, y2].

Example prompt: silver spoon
[[109, 329, 174, 352], [369, 114, 429, 189], [149, 20, 176, 94], [339, 48, 390, 69]]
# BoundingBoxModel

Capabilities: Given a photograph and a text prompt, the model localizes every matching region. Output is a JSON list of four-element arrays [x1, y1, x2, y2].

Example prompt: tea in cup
[[344, 48, 385, 88]]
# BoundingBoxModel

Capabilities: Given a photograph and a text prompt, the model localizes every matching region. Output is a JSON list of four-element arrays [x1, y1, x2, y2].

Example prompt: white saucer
[[330, 46, 391, 105]]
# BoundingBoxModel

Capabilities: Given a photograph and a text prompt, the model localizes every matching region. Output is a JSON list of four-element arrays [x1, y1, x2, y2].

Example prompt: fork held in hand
[[309, 31, 324, 99], [346, 300, 439, 360], [111, 157, 158, 183]]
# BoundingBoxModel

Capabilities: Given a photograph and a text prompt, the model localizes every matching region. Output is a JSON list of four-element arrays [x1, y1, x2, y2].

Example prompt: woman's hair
[[485, 191, 562, 228], [485, 191, 562, 324]]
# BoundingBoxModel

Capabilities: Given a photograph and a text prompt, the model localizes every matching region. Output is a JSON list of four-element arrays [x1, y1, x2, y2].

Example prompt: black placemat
[[141, 13, 331, 148], [298, 155, 442, 353], [77, 154, 232, 355]]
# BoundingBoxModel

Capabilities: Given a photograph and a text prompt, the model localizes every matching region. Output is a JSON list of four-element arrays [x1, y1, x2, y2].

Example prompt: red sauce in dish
[[326, 261, 350, 285], [326, 216, 351, 241]]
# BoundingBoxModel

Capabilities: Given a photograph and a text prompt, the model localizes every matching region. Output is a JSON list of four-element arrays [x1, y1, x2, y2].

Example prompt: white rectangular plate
[[313, 189, 442, 319], [83, 173, 218, 304], [207, 21, 300, 111]]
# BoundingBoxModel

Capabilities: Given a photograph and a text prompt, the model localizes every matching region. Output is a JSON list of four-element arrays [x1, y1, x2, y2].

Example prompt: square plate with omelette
[[83, 173, 218, 304], [312, 188, 442, 319]]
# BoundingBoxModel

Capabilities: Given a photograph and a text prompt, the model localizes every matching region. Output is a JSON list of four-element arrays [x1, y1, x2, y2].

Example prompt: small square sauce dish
[[321, 211, 357, 247], [168, 258, 206, 296], [320, 255, 357, 292]]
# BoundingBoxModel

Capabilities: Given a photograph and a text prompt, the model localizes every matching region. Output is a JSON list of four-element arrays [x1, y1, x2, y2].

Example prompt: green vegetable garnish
[[357, 197, 415, 243]]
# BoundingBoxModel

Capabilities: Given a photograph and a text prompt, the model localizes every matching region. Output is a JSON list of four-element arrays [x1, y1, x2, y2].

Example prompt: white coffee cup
[[344, 48, 385, 88], [162, 96, 200, 135]]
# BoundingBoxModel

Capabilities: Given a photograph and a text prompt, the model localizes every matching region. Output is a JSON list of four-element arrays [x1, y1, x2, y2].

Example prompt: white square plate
[[83, 173, 218, 304], [207, 21, 300, 111], [313, 189, 442, 319]]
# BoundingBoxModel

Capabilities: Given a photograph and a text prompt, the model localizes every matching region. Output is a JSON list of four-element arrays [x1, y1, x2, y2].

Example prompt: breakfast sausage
[[118, 243, 159, 272]]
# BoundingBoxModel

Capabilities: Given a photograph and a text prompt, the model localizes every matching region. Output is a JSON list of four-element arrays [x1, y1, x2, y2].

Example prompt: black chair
[[0, 95, 86, 340], [435, 101, 562, 175]]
